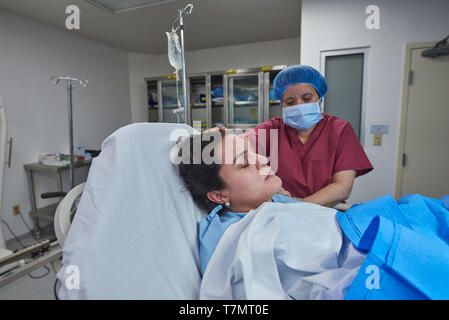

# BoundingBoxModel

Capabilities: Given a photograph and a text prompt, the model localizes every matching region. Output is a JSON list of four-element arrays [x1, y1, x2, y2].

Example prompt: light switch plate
[[373, 133, 382, 146]]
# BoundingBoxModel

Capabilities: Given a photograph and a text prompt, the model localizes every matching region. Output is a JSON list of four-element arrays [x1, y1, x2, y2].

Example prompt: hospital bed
[[54, 122, 353, 299], [55, 123, 203, 299]]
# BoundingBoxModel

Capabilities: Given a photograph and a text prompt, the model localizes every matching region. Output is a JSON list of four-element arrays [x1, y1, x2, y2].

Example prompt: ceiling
[[0, 0, 301, 54]]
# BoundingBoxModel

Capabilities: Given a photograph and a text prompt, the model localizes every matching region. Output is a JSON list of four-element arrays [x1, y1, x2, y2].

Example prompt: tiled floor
[[0, 265, 57, 300]]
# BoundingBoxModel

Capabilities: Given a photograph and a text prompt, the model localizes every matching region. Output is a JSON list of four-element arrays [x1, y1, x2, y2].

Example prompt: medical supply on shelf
[[38, 153, 87, 167], [212, 86, 223, 98], [38, 154, 67, 167], [149, 94, 158, 106], [212, 97, 223, 104], [192, 120, 207, 132]]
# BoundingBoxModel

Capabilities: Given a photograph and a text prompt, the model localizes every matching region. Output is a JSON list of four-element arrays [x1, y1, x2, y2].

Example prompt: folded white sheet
[[200, 201, 367, 300], [57, 123, 203, 299]]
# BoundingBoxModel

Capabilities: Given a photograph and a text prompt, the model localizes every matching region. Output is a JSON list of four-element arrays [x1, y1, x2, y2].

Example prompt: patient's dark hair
[[178, 130, 227, 213]]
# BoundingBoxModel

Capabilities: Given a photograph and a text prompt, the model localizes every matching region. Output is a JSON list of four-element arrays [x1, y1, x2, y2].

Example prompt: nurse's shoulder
[[321, 113, 355, 137], [254, 117, 284, 131], [244, 117, 283, 147]]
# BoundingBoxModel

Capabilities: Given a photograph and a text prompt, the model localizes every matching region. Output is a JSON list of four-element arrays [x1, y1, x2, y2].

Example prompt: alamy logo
[[365, 265, 380, 290], [65, 265, 80, 290], [365, 5, 380, 30], [169, 128, 279, 174], [66, 5, 80, 30]]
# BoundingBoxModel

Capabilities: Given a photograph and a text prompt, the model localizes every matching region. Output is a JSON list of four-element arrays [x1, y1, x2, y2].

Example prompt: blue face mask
[[282, 100, 323, 130]]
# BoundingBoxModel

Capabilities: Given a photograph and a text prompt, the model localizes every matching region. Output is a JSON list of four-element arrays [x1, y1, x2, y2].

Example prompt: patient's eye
[[241, 157, 249, 168]]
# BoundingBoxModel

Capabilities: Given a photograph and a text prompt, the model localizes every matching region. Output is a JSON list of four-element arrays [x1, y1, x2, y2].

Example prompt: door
[[398, 43, 449, 198]]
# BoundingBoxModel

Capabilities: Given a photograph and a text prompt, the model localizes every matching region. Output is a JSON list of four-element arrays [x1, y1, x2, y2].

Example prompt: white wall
[[0, 10, 131, 241], [301, 0, 449, 203], [128, 37, 300, 123], [128, 52, 162, 124]]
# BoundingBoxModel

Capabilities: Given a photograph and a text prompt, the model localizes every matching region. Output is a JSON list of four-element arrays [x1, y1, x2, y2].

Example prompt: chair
[[54, 183, 85, 246]]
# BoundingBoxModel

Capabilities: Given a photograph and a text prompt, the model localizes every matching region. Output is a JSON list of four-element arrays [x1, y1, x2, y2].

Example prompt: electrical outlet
[[12, 205, 20, 215], [373, 133, 382, 146]]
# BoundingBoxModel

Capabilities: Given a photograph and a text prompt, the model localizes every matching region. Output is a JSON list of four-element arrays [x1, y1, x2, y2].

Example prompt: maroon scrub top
[[245, 113, 373, 199]]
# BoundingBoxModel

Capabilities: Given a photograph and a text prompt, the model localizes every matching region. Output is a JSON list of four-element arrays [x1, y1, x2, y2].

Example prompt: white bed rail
[[54, 183, 85, 246]]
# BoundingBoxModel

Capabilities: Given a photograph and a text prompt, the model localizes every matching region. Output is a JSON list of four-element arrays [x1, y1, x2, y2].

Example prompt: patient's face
[[215, 134, 282, 212]]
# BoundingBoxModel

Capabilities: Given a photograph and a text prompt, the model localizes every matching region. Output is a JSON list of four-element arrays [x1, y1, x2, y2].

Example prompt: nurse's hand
[[203, 126, 227, 134]]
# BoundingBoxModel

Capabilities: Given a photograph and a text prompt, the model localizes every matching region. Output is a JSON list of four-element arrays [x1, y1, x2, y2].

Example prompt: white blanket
[[200, 201, 367, 300]]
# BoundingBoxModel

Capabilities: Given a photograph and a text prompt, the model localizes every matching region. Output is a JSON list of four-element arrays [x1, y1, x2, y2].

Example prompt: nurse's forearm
[[302, 182, 351, 208], [302, 170, 356, 207]]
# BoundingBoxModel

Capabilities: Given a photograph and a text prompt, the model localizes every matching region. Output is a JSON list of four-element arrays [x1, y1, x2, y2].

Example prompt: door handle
[[402, 153, 407, 167], [6, 137, 12, 168]]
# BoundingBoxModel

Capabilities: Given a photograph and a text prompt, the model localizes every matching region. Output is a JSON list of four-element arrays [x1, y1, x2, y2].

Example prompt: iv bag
[[166, 30, 182, 78], [166, 29, 184, 121]]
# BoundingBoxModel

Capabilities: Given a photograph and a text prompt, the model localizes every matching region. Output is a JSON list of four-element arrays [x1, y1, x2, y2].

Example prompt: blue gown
[[337, 194, 449, 299], [199, 192, 449, 299], [198, 193, 298, 275]]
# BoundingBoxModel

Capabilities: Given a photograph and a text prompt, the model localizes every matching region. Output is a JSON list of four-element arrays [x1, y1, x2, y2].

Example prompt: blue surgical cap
[[274, 65, 328, 101]]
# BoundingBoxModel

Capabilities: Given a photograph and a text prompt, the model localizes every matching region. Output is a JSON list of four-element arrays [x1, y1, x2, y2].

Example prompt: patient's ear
[[206, 190, 229, 206]]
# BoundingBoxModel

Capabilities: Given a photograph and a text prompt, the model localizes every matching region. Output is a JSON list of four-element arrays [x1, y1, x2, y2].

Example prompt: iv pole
[[171, 4, 193, 124], [50, 76, 88, 189]]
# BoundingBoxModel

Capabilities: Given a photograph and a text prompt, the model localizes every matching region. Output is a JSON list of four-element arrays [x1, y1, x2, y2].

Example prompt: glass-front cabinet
[[158, 78, 184, 123], [145, 65, 288, 129], [211, 74, 225, 128], [224, 72, 263, 129], [147, 80, 158, 122], [264, 69, 283, 120], [189, 75, 209, 131]]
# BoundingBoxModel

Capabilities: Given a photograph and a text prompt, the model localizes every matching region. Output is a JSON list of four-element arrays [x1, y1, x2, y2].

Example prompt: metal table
[[23, 160, 91, 236]]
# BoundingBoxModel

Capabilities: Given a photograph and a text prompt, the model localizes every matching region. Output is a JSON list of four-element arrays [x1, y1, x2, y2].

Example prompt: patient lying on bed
[[177, 129, 449, 300]]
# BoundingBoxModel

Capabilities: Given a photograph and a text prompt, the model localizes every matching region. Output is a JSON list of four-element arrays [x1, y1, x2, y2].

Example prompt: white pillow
[[57, 123, 203, 299]]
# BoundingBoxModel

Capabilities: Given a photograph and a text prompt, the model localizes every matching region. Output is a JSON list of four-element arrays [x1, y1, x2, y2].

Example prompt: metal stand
[[50, 76, 88, 189]]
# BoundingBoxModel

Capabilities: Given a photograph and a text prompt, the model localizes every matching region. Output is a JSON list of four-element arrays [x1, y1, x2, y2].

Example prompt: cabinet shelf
[[191, 103, 206, 108], [163, 105, 181, 109], [29, 203, 59, 221], [230, 101, 258, 107]]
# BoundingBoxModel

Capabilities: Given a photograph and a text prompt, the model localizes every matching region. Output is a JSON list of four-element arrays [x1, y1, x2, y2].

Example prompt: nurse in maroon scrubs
[[245, 65, 373, 207]]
